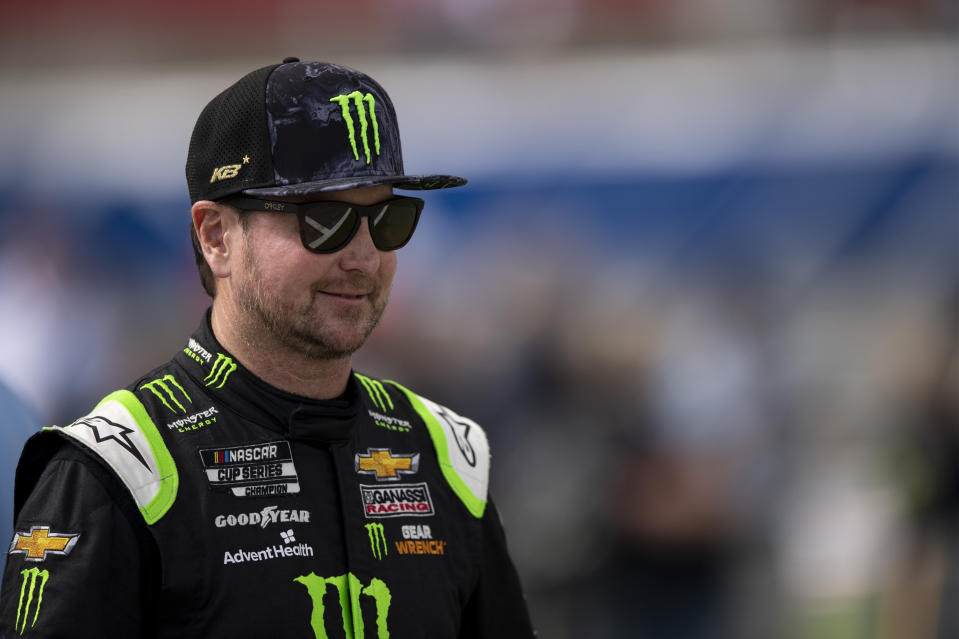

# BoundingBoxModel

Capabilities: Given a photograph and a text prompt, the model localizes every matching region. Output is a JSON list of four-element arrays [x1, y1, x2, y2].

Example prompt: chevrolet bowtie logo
[[9, 526, 79, 561], [355, 448, 420, 481]]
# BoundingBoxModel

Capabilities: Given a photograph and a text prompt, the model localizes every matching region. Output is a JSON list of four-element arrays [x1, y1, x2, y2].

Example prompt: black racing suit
[[0, 313, 535, 638]]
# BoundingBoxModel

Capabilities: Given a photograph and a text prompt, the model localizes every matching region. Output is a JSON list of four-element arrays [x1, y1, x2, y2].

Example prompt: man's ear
[[191, 201, 235, 279]]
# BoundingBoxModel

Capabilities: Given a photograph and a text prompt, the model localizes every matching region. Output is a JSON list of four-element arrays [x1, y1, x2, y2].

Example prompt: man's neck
[[209, 303, 352, 401]]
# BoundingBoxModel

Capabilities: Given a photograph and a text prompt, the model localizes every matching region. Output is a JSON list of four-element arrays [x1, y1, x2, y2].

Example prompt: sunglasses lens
[[295, 197, 423, 253], [299, 204, 358, 253], [371, 200, 420, 250]]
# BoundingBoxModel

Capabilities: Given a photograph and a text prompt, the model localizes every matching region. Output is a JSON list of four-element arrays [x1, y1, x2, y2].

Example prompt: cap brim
[[242, 174, 466, 202]]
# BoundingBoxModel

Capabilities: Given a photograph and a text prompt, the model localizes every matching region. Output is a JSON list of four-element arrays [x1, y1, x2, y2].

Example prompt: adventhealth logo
[[205, 353, 237, 389], [139, 374, 192, 414], [330, 91, 381, 165], [16, 567, 49, 635], [365, 523, 388, 560], [223, 532, 314, 565], [294, 572, 391, 639]]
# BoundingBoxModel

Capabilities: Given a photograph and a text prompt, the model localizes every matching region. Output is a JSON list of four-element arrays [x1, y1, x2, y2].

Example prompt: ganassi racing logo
[[215, 505, 311, 529], [360, 482, 434, 518]]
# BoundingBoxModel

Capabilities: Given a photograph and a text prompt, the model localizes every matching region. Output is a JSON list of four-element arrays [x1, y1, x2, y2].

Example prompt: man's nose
[[338, 218, 381, 272]]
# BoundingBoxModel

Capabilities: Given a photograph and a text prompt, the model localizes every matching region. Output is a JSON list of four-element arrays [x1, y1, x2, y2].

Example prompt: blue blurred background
[[0, 1, 956, 637]]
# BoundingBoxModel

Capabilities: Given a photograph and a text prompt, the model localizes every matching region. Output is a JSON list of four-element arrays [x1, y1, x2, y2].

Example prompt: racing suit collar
[[173, 309, 359, 443]]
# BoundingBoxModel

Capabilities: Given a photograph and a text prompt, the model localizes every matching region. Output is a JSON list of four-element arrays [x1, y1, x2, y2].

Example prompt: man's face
[[230, 184, 398, 360]]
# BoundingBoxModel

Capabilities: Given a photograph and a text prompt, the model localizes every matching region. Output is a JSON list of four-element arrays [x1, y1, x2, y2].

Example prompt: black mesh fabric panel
[[185, 64, 281, 203]]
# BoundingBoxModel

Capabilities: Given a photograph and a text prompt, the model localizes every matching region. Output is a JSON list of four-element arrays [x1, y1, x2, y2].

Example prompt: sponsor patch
[[205, 353, 237, 388], [214, 505, 311, 529], [360, 482, 434, 518], [139, 374, 193, 414], [199, 440, 300, 497], [394, 539, 447, 556], [400, 524, 433, 540], [294, 572, 392, 636], [356, 373, 394, 412], [16, 566, 50, 634], [167, 406, 219, 433], [365, 523, 388, 560], [9, 526, 79, 562], [368, 410, 412, 433], [355, 448, 419, 481], [396, 524, 446, 554], [187, 337, 213, 363], [223, 530, 314, 565]]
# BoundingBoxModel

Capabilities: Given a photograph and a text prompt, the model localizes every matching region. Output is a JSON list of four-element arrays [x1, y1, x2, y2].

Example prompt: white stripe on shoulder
[[387, 381, 490, 518], [49, 389, 178, 525]]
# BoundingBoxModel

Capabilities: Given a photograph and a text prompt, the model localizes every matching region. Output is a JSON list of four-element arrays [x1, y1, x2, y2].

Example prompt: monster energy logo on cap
[[205, 353, 237, 389], [17, 567, 49, 634], [365, 523, 388, 560], [330, 91, 381, 165], [356, 373, 393, 412], [139, 374, 192, 414]]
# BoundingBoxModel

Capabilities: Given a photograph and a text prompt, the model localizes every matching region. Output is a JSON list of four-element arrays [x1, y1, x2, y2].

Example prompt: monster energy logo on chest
[[294, 572, 391, 638], [365, 523, 388, 560], [330, 91, 381, 165], [139, 374, 192, 413]]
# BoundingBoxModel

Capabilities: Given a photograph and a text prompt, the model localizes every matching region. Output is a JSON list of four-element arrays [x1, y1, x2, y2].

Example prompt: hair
[[190, 204, 253, 299]]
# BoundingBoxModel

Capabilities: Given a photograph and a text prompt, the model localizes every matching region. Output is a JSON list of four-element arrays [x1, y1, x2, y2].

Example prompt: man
[[0, 59, 535, 638]]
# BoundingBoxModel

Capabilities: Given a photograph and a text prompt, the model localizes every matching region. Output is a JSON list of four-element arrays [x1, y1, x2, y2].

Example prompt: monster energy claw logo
[[356, 374, 394, 412], [17, 567, 49, 635], [365, 523, 388, 560], [205, 353, 237, 389], [139, 374, 192, 413], [294, 572, 391, 639], [330, 91, 381, 165]]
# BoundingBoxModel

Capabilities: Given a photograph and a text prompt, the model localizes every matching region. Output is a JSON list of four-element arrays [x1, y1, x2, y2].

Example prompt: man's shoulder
[[356, 372, 491, 519], [34, 370, 180, 526]]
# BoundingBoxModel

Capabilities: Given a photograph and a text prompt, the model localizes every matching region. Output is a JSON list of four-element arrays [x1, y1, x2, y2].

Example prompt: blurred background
[[0, 1, 956, 637]]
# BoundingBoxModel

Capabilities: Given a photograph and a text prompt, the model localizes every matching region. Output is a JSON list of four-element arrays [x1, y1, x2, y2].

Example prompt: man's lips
[[320, 291, 370, 300]]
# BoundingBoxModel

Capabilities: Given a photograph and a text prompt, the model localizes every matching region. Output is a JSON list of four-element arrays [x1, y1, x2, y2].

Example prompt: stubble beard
[[236, 252, 389, 362]]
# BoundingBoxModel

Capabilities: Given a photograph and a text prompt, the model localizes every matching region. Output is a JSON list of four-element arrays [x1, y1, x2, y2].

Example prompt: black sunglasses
[[222, 196, 424, 254]]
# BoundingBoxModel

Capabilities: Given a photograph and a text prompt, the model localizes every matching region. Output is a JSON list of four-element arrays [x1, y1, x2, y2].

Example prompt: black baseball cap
[[186, 58, 466, 204]]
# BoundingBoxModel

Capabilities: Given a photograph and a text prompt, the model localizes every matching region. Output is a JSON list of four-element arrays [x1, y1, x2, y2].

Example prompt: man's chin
[[289, 322, 377, 360]]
